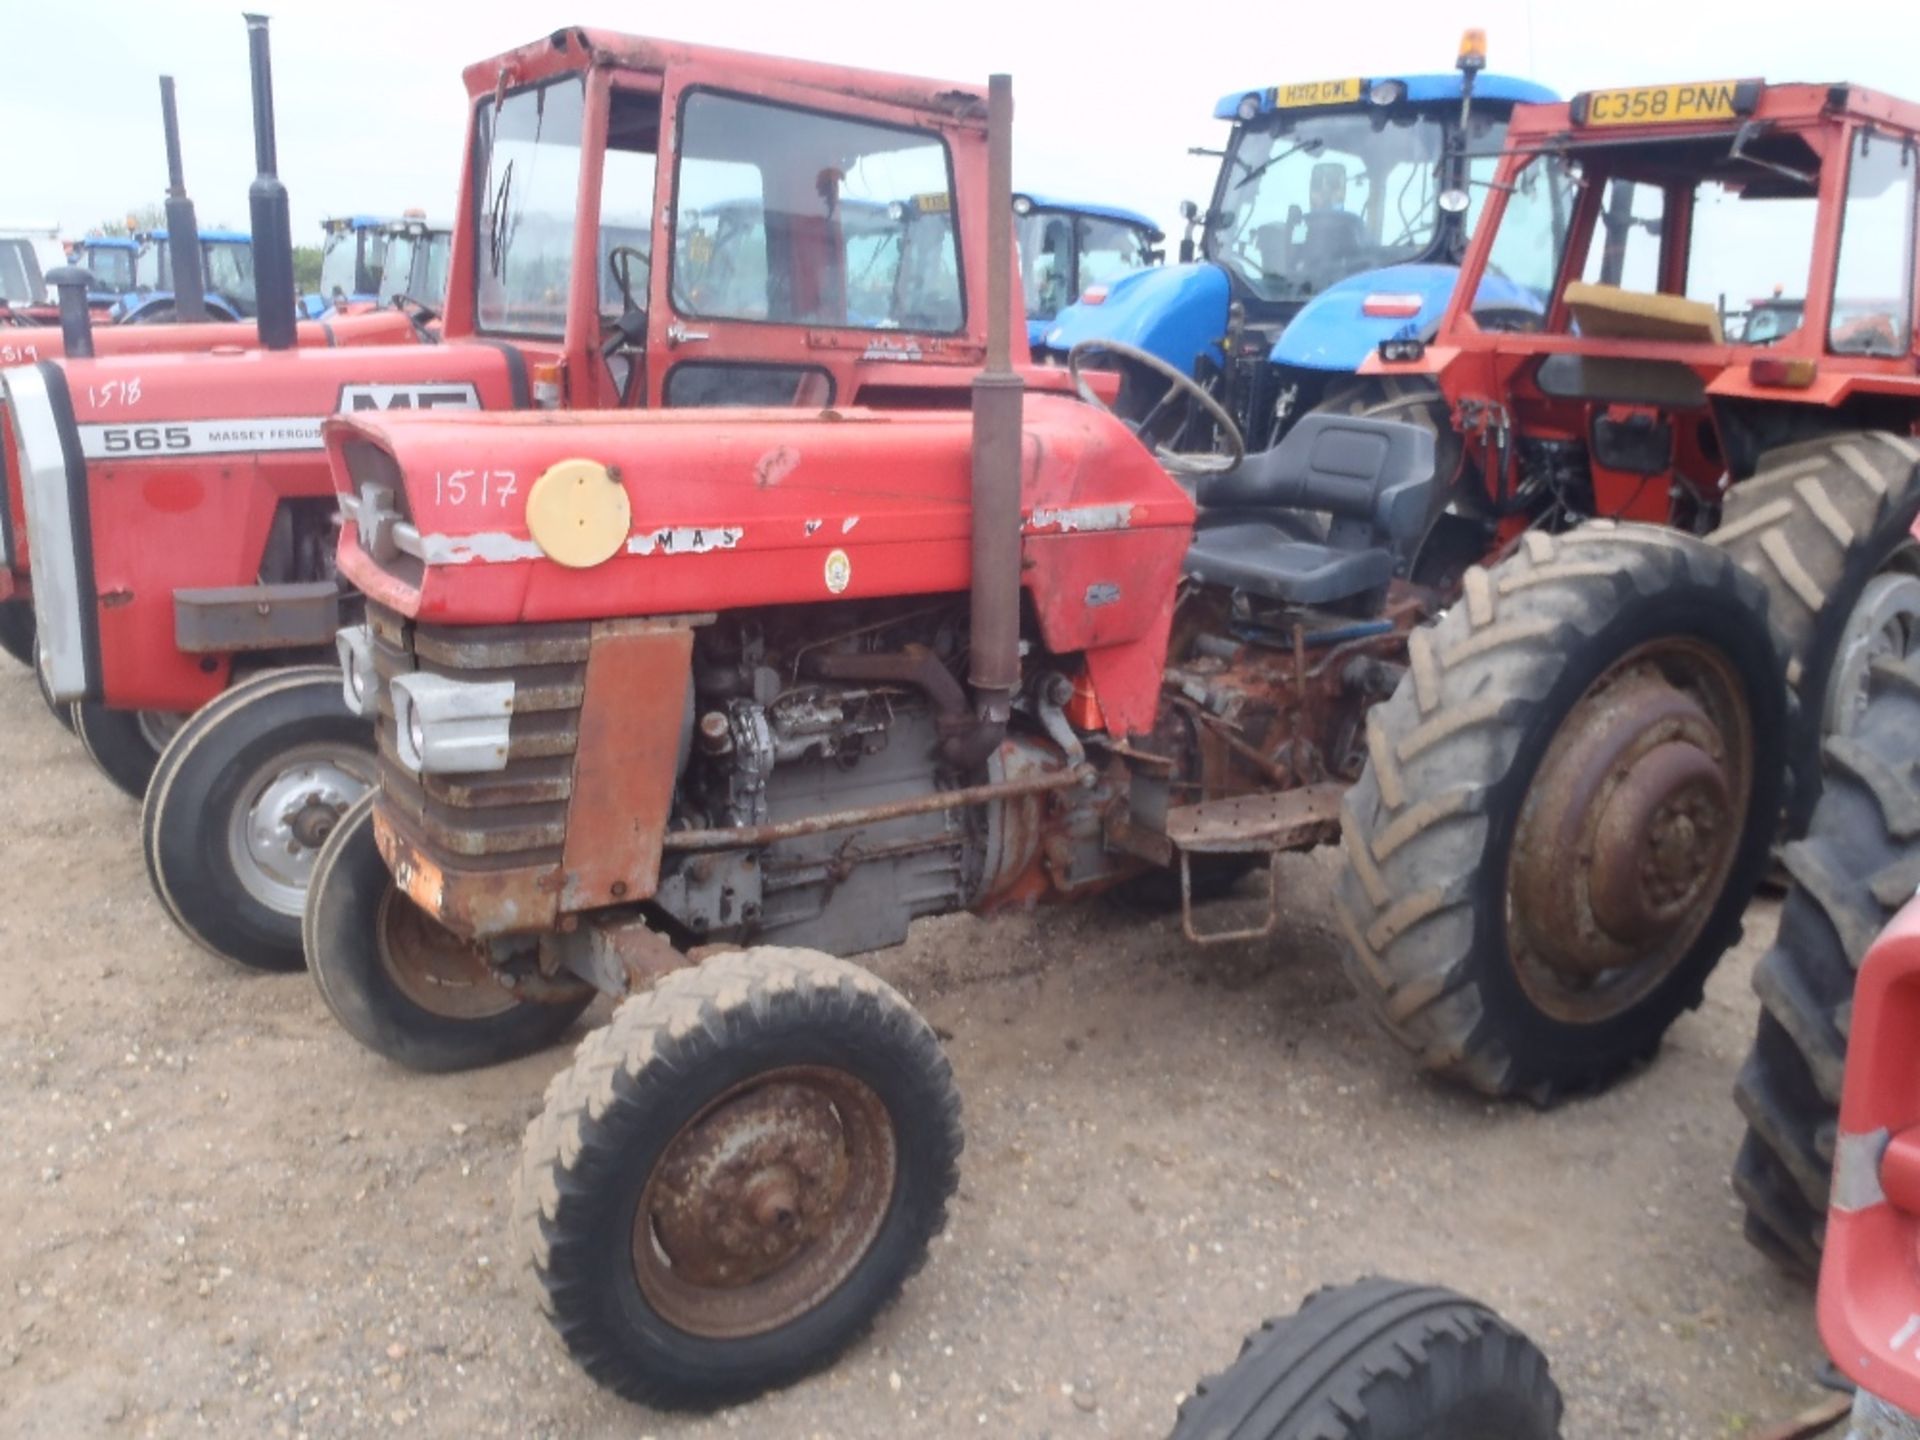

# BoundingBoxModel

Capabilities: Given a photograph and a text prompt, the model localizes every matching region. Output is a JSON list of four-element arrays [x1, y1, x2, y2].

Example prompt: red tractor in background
[[4, 26, 1090, 975], [1344, 78, 1920, 822], [0, 21, 419, 676], [299, 61, 1806, 1402]]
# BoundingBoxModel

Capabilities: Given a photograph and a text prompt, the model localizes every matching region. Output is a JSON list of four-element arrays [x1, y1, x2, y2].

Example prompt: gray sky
[[11, 0, 1920, 252]]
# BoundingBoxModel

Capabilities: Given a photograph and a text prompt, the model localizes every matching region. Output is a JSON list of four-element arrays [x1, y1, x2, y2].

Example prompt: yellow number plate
[[1580, 81, 1749, 127], [912, 192, 952, 215], [1269, 77, 1364, 109]]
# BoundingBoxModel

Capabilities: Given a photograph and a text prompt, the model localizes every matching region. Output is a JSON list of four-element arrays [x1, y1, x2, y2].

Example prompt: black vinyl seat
[[1183, 413, 1437, 606]]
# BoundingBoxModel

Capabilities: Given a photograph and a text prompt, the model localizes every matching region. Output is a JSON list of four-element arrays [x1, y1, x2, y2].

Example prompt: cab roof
[[461, 26, 989, 122], [1014, 194, 1164, 240], [79, 236, 140, 251], [140, 228, 251, 244], [1212, 72, 1557, 121], [323, 214, 393, 231], [1506, 79, 1920, 142]]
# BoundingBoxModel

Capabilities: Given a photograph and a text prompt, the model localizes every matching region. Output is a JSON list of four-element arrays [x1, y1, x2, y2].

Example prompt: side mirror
[[1178, 239, 1195, 264], [1179, 199, 1199, 222]]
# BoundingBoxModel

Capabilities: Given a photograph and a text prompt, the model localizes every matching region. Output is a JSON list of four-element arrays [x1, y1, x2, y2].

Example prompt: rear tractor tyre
[[1169, 1277, 1563, 1440], [303, 794, 591, 1071], [1710, 429, 1920, 825], [73, 701, 184, 799], [516, 947, 964, 1408], [1337, 522, 1789, 1102], [0, 599, 33, 667], [1731, 651, 1920, 1278], [143, 667, 375, 972]]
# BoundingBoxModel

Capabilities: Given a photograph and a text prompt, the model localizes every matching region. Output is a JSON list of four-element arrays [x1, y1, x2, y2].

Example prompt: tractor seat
[[1183, 412, 1437, 607]]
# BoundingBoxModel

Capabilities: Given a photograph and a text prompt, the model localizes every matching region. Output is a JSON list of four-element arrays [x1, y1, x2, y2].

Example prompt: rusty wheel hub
[[1508, 644, 1752, 1022], [634, 1066, 895, 1339], [373, 889, 519, 1021]]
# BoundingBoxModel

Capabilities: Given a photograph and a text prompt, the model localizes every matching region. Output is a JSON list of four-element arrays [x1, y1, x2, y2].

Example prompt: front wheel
[[304, 795, 591, 1070], [516, 947, 964, 1408], [1337, 523, 1789, 1102], [73, 701, 184, 799], [1170, 1278, 1563, 1439], [143, 667, 375, 971]]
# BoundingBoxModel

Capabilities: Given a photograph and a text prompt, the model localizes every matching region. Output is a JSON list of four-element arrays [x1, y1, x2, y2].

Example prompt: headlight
[[335, 623, 376, 718], [1012, 194, 1033, 216], [390, 672, 515, 776], [1369, 80, 1407, 106], [1236, 94, 1261, 121]]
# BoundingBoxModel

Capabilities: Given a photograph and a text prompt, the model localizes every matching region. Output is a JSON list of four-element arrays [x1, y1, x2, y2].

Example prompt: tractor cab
[[316, 214, 394, 310], [1039, 34, 1555, 450], [0, 225, 65, 318], [71, 236, 140, 311], [1013, 193, 1163, 347], [1363, 78, 1920, 561], [115, 227, 258, 322], [375, 214, 453, 309]]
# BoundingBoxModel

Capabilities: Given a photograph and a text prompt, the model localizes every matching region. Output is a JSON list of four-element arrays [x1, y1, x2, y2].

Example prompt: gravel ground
[[0, 662, 1826, 1439]]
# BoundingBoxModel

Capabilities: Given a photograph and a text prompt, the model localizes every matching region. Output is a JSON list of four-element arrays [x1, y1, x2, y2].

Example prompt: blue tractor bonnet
[[1038, 262, 1230, 373], [1213, 71, 1557, 120], [1265, 263, 1543, 371]]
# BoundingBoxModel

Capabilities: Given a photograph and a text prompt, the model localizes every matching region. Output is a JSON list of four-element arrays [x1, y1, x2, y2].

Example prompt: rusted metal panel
[[559, 619, 695, 912], [172, 580, 342, 653], [372, 804, 561, 938], [1165, 782, 1346, 855]]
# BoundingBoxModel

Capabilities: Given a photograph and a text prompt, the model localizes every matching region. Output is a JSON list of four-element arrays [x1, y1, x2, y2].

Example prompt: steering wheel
[[1067, 337, 1244, 475], [388, 292, 441, 344]]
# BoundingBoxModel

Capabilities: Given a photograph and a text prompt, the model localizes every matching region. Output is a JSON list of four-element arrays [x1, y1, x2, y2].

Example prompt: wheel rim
[[1822, 567, 1920, 737], [1505, 638, 1754, 1024], [137, 711, 187, 753], [226, 743, 376, 916], [372, 887, 521, 1020], [633, 1065, 897, 1340]]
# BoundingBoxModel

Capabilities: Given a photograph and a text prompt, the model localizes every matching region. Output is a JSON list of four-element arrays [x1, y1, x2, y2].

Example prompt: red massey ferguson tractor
[[0, 18, 419, 674], [300, 68, 1806, 1403], [3, 27, 1076, 974], [1342, 77, 1920, 814]]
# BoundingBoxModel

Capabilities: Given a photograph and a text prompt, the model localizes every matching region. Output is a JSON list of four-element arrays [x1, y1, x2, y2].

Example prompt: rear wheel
[[0, 599, 33, 667], [34, 652, 73, 733], [517, 947, 963, 1408], [1732, 651, 1920, 1277], [1169, 1277, 1563, 1440], [143, 667, 375, 971], [1336, 523, 1789, 1101], [304, 795, 591, 1070], [1710, 429, 1920, 825], [73, 701, 184, 799]]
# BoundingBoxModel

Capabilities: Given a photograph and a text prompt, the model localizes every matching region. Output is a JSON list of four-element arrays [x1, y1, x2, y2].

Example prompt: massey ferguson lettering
[[76, 384, 483, 460]]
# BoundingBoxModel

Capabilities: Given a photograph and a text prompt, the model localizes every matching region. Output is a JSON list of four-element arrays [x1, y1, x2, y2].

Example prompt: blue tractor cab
[[112, 227, 257, 323], [1040, 36, 1555, 450], [1014, 194, 1163, 349], [303, 213, 394, 315], [71, 236, 140, 309]]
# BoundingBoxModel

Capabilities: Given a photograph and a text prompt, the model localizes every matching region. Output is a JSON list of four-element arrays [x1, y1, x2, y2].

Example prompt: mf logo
[[336, 382, 482, 413]]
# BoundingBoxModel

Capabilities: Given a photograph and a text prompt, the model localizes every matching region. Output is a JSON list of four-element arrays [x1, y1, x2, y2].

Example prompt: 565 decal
[[76, 382, 483, 461]]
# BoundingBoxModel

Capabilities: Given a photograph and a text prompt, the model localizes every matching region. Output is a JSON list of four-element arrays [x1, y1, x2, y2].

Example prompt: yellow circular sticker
[[525, 458, 631, 569], [824, 548, 852, 594]]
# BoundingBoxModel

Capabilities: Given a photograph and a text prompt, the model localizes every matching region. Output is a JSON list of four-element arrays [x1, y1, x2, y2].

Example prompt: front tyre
[[304, 795, 591, 1071], [1170, 1277, 1563, 1440], [517, 947, 964, 1408], [1337, 523, 1789, 1102], [143, 666, 375, 971], [73, 701, 184, 799]]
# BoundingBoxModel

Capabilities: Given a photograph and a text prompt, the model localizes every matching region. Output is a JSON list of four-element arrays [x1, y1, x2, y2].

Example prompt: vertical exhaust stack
[[159, 76, 208, 323], [46, 267, 95, 357], [244, 13, 296, 350], [962, 72, 1024, 765]]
